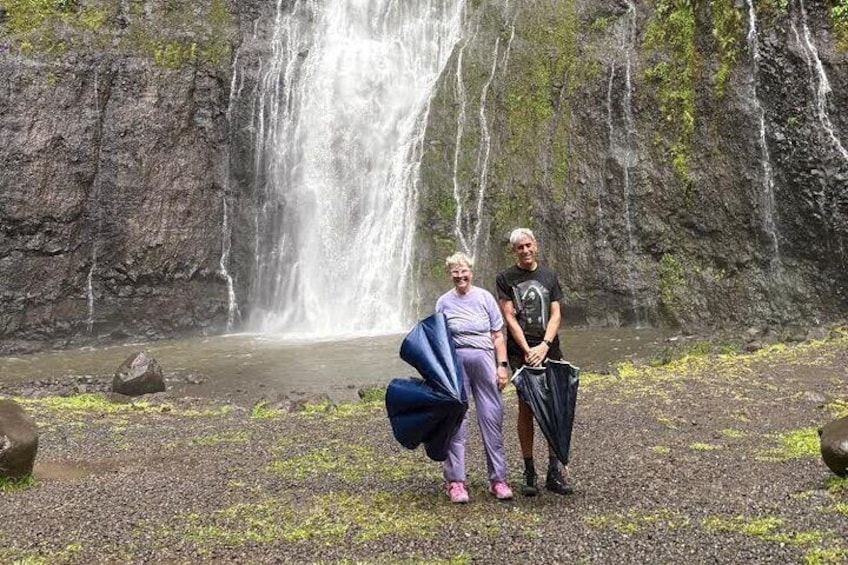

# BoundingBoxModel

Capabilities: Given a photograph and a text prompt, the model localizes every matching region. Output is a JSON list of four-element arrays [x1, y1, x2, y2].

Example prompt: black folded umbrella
[[511, 360, 579, 465], [385, 313, 468, 462]]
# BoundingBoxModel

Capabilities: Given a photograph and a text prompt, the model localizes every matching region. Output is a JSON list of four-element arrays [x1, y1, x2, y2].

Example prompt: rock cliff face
[[1, 0, 847, 352], [0, 0, 238, 352], [416, 0, 848, 329]]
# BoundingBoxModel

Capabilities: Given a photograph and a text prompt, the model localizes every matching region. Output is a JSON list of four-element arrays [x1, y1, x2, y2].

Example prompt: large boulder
[[0, 399, 39, 480], [111, 351, 166, 396], [819, 415, 848, 477]]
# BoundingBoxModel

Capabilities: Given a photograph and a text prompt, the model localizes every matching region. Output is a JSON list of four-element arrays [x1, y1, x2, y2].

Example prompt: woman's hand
[[496, 365, 509, 391]]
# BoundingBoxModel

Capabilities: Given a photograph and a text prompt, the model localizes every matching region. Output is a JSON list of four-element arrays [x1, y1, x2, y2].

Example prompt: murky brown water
[[0, 327, 674, 403]]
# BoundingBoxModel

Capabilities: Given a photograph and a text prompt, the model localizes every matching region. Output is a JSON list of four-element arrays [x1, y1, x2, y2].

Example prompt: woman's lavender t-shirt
[[435, 286, 504, 351]]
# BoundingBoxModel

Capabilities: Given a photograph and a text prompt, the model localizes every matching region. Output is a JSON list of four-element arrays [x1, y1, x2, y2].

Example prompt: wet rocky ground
[[1, 329, 847, 564]]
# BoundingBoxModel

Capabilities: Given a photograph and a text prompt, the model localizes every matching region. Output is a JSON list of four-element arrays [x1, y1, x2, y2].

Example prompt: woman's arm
[[492, 328, 509, 391]]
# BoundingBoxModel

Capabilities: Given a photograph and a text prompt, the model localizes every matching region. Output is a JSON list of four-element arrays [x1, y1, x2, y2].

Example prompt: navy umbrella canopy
[[385, 313, 468, 462], [512, 360, 579, 465]]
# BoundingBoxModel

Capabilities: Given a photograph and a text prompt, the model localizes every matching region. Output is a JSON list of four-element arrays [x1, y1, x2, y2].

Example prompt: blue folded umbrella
[[512, 360, 579, 465], [385, 313, 468, 462]]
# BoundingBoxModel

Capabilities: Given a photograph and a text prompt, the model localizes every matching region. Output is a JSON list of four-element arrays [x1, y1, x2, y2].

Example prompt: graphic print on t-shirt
[[513, 280, 549, 335]]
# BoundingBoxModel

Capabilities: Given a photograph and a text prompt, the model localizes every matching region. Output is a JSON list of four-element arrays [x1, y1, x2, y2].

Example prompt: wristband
[[498, 361, 509, 368], [542, 339, 552, 347]]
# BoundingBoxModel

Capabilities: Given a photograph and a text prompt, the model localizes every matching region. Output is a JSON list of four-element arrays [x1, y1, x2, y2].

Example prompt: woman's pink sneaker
[[490, 480, 514, 500], [446, 481, 469, 503]]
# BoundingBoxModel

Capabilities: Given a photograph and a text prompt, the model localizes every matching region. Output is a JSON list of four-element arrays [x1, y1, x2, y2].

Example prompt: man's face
[[512, 236, 537, 269]]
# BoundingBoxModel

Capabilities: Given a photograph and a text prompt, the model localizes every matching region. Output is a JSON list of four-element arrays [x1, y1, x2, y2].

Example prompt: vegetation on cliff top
[[0, 0, 234, 69]]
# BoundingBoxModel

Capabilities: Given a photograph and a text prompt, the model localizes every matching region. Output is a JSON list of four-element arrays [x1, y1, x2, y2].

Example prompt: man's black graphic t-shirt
[[496, 265, 563, 360]]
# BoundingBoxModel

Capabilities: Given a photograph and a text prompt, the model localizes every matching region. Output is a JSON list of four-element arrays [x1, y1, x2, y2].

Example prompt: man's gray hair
[[509, 227, 536, 247], [445, 251, 474, 270]]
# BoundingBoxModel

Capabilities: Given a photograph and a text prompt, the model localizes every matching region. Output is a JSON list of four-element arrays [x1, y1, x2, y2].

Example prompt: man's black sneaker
[[521, 471, 538, 497], [545, 467, 575, 495]]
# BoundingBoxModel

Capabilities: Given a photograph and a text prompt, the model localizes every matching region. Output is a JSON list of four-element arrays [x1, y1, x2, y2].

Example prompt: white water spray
[[606, 1, 641, 324], [219, 48, 243, 331], [793, 0, 848, 165], [250, 0, 466, 337], [469, 36, 500, 257], [86, 70, 103, 334], [451, 35, 471, 253], [747, 0, 780, 259]]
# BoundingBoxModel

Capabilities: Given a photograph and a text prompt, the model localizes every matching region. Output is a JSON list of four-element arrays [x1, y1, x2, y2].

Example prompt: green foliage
[[0, 474, 36, 493], [498, 1, 579, 207], [832, 1, 848, 51], [710, 0, 744, 96], [644, 0, 696, 188], [657, 253, 688, 315], [0, 0, 233, 68]]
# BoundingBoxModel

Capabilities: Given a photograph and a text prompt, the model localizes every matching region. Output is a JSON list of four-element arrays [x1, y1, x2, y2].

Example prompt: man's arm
[[498, 297, 532, 358], [526, 300, 561, 366]]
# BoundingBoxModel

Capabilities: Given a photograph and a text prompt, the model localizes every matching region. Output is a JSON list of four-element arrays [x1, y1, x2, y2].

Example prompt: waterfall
[[86, 70, 103, 334], [747, 0, 780, 260], [607, 1, 641, 325], [792, 0, 848, 165], [469, 36, 499, 258], [451, 35, 471, 254], [249, 0, 466, 337], [219, 47, 244, 332], [452, 13, 514, 261]]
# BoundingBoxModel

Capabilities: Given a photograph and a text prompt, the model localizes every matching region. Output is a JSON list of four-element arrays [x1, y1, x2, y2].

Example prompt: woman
[[435, 252, 513, 502]]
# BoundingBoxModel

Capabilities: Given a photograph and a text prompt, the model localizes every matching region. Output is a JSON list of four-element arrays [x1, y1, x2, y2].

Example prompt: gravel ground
[[1, 332, 847, 564]]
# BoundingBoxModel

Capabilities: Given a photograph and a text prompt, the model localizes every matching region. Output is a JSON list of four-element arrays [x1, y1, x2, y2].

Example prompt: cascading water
[[747, 0, 780, 260], [469, 36, 499, 258], [451, 34, 471, 254], [86, 70, 103, 334], [219, 47, 244, 332], [250, 0, 466, 337], [449, 24, 502, 261], [606, 0, 641, 325], [792, 0, 848, 165]]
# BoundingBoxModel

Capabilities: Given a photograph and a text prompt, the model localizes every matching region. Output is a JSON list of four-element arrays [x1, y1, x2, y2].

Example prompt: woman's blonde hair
[[445, 251, 474, 271]]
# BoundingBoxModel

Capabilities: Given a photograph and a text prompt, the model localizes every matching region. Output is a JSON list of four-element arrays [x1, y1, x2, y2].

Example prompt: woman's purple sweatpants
[[442, 348, 507, 483]]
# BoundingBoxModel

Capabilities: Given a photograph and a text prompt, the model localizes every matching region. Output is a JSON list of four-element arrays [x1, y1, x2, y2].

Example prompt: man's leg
[[517, 396, 538, 496], [544, 447, 574, 495]]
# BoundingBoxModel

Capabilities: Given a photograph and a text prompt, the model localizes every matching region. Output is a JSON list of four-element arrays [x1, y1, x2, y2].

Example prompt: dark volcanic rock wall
[[416, 0, 848, 330], [0, 1, 238, 352]]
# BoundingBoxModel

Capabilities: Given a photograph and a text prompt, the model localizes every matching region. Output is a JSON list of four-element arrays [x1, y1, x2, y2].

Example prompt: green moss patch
[[584, 509, 689, 533], [756, 427, 820, 462], [0, 474, 37, 493], [268, 439, 431, 483], [168, 490, 539, 552], [0, 0, 234, 69]]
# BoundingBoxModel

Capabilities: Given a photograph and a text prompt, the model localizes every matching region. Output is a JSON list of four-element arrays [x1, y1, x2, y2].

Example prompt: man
[[496, 227, 574, 496]]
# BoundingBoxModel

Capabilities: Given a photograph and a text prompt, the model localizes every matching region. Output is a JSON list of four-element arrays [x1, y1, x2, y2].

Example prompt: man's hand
[[524, 342, 550, 366]]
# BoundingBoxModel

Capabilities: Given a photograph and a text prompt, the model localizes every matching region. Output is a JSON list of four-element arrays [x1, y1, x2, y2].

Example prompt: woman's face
[[449, 263, 473, 294]]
